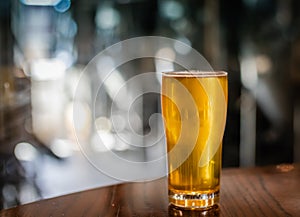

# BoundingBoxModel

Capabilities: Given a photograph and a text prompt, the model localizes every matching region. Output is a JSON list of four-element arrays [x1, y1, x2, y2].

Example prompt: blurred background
[[0, 0, 299, 209]]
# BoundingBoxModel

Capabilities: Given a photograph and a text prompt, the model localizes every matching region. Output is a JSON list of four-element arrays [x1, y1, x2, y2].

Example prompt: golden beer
[[161, 71, 228, 209]]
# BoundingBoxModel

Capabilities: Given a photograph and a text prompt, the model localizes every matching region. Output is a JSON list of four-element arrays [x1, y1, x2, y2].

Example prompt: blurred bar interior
[[0, 0, 300, 209]]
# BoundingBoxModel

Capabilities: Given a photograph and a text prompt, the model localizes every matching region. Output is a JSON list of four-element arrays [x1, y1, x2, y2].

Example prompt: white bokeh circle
[[73, 36, 213, 181]]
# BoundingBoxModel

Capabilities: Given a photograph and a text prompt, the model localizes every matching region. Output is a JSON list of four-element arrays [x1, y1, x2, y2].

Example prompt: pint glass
[[161, 71, 228, 209]]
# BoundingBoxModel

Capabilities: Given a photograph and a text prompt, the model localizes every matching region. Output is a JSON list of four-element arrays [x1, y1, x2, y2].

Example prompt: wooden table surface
[[0, 163, 299, 217]]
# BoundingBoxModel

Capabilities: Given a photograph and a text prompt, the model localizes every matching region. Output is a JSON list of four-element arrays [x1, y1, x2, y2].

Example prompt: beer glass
[[161, 71, 228, 209]]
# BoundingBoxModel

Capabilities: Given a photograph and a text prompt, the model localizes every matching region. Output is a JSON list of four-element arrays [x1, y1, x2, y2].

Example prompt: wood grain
[[0, 164, 299, 217], [220, 164, 299, 217]]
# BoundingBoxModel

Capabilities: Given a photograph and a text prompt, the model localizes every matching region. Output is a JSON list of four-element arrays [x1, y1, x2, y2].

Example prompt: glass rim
[[161, 70, 227, 77]]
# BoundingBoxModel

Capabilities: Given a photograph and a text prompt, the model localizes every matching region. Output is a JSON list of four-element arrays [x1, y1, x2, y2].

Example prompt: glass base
[[169, 190, 220, 210]]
